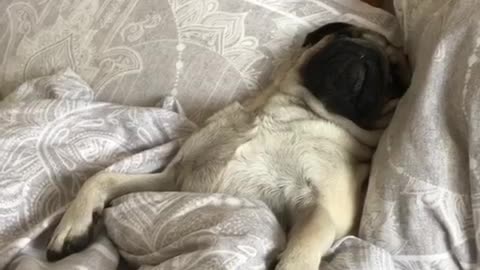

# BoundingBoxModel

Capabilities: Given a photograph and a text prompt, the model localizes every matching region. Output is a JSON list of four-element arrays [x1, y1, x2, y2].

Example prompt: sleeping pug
[[47, 23, 411, 269]]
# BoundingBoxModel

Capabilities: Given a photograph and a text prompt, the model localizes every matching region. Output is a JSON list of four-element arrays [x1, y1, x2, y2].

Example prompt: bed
[[1, 0, 479, 269]]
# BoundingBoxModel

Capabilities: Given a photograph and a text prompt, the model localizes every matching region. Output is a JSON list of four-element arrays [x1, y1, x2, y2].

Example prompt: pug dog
[[47, 22, 411, 269]]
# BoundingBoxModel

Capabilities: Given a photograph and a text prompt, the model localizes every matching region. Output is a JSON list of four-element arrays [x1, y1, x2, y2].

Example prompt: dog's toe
[[46, 204, 99, 261], [46, 248, 64, 262], [64, 228, 93, 254], [47, 219, 96, 261]]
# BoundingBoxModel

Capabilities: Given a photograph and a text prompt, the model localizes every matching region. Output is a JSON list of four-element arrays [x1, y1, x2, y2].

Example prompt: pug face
[[299, 23, 411, 129]]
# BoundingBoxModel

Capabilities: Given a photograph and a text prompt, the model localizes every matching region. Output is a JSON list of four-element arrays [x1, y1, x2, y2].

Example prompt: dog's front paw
[[46, 196, 103, 261]]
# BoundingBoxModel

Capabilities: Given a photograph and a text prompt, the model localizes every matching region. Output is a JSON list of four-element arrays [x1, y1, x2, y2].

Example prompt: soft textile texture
[[321, 1, 480, 269], [0, 0, 399, 123], [0, 68, 194, 269], [0, 2, 399, 269], [105, 192, 284, 269], [0, 69, 284, 270], [4, 0, 478, 270]]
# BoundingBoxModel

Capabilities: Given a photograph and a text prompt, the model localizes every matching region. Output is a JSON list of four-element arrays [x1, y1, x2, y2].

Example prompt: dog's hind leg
[[275, 205, 336, 270], [46, 168, 176, 261]]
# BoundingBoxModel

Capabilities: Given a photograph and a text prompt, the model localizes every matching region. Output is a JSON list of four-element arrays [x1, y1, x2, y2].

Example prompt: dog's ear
[[302, 22, 353, 47]]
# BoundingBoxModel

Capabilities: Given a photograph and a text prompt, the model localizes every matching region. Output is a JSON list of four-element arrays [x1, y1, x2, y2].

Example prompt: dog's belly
[[218, 132, 327, 218], [175, 104, 354, 223]]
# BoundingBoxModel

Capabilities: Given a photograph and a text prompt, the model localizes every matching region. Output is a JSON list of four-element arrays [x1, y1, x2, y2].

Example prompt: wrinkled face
[[300, 23, 411, 128]]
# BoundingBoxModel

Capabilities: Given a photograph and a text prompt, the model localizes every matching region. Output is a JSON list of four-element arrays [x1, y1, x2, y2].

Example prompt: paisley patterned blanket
[[0, 69, 284, 269], [0, 1, 397, 269], [2, 0, 480, 269]]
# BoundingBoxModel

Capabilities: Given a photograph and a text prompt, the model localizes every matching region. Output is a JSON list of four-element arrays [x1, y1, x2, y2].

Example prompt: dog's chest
[[217, 116, 324, 198], [232, 114, 341, 205], [176, 101, 347, 217]]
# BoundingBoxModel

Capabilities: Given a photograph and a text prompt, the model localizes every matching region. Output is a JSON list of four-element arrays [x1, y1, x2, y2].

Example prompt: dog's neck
[[241, 46, 384, 149], [275, 71, 383, 148]]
